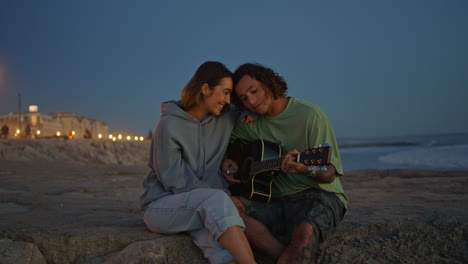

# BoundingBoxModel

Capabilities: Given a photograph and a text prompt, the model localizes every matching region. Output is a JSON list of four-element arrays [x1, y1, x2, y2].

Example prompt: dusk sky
[[0, 0, 467, 138]]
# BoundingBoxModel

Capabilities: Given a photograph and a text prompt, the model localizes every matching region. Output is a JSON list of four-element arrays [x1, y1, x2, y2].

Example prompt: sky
[[0, 0, 467, 138]]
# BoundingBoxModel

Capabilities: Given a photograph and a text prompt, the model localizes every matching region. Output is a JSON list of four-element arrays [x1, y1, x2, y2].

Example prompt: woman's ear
[[201, 83, 210, 96]]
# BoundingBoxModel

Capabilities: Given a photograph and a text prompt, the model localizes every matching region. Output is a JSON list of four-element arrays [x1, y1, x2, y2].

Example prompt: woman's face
[[202, 77, 233, 116]]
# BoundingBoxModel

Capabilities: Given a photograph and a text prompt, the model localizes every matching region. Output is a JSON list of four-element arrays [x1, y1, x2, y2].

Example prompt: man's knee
[[230, 196, 247, 215]]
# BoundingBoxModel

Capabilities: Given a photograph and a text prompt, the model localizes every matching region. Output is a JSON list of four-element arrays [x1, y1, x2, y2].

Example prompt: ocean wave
[[338, 132, 468, 149], [378, 144, 468, 170], [340, 141, 417, 149]]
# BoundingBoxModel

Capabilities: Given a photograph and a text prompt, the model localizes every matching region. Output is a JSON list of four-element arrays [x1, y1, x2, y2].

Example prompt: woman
[[140, 61, 255, 264]]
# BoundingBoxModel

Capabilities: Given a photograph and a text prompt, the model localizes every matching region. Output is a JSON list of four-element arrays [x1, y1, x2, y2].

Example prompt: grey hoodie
[[140, 101, 238, 209]]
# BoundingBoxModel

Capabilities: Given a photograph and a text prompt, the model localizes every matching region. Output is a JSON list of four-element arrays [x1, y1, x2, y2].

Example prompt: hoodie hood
[[161, 100, 214, 124]]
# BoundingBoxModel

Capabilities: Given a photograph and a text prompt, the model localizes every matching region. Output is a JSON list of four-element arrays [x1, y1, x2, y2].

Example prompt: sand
[[0, 139, 467, 264]]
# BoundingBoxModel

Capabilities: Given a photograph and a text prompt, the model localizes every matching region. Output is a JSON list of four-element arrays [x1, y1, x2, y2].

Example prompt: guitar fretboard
[[250, 157, 284, 175]]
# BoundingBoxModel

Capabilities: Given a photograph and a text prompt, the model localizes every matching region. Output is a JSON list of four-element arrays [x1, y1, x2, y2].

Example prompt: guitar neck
[[248, 145, 331, 175], [250, 157, 284, 175]]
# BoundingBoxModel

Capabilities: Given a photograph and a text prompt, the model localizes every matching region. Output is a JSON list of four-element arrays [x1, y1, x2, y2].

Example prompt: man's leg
[[231, 197, 284, 260], [277, 221, 316, 264], [278, 189, 346, 264]]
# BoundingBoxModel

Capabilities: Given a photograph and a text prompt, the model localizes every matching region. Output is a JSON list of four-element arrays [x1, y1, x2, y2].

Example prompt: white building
[[0, 106, 108, 139]]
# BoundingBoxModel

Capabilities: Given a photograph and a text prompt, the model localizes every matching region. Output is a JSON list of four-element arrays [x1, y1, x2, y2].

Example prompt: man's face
[[235, 75, 273, 116]]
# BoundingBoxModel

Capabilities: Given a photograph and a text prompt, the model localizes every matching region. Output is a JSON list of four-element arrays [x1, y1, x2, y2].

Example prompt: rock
[[103, 236, 205, 264], [0, 238, 47, 264], [0, 139, 150, 166], [0, 141, 467, 264]]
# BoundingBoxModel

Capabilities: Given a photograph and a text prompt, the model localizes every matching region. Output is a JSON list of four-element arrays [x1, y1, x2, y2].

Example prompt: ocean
[[338, 132, 468, 171]]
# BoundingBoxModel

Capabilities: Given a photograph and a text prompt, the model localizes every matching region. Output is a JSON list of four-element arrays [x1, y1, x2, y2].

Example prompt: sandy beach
[[0, 139, 467, 264]]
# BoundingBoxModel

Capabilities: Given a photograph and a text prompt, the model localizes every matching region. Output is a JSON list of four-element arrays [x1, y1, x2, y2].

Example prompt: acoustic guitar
[[227, 139, 331, 202]]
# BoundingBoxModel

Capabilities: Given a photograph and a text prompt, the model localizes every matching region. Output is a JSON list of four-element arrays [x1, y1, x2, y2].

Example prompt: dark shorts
[[237, 188, 345, 244]]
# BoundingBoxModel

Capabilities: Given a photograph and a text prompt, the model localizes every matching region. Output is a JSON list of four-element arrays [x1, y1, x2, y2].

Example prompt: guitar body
[[228, 139, 331, 203], [228, 139, 281, 202]]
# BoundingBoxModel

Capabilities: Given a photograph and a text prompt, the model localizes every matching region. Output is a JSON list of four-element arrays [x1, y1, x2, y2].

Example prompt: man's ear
[[202, 83, 210, 96]]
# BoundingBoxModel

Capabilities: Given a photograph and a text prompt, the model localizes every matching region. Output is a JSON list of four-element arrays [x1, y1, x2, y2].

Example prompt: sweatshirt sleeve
[[152, 120, 199, 193]]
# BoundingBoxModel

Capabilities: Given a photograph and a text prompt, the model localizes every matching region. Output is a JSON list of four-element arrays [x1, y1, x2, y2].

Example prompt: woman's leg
[[144, 189, 255, 263], [191, 226, 255, 264], [189, 189, 255, 263], [218, 225, 255, 264]]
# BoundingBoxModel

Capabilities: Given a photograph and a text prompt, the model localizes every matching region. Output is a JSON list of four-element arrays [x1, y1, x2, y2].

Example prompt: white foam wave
[[378, 144, 468, 170]]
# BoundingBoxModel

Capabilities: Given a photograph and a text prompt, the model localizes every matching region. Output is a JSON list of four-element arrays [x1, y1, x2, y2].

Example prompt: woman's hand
[[220, 159, 241, 184], [241, 114, 255, 124]]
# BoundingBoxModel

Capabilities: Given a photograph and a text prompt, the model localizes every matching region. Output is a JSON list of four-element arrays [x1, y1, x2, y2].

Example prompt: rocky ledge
[[0, 140, 467, 263]]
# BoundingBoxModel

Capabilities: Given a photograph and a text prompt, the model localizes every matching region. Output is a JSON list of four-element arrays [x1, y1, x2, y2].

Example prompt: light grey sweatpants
[[143, 188, 245, 264]]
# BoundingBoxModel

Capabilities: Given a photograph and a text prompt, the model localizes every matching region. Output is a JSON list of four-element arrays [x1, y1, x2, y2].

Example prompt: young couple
[[140, 61, 348, 264]]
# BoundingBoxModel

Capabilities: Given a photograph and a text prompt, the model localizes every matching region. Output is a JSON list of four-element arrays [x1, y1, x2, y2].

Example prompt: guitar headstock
[[298, 145, 331, 168]]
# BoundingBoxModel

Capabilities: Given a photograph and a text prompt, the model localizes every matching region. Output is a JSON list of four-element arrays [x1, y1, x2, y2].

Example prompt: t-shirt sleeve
[[307, 109, 344, 176]]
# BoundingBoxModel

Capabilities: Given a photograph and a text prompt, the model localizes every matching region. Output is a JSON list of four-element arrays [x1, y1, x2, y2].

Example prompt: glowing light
[[36, 130, 41, 135], [29, 105, 38, 112], [139, 136, 144, 141], [98, 134, 102, 139], [16, 129, 20, 134], [56, 132, 61, 136], [71, 131, 76, 136], [108, 134, 113, 139], [112, 137, 117, 141], [134, 136, 138, 141], [118, 134, 122, 140], [126, 136, 131, 140]]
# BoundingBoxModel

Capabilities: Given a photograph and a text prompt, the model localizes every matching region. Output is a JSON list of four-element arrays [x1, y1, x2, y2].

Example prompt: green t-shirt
[[231, 97, 348, 209]]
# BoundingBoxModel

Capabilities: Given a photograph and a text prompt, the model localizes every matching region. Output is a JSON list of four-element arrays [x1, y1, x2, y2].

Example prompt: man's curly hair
[[232, 63, 288, 111]]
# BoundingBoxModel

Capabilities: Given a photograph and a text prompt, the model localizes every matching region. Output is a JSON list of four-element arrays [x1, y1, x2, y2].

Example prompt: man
[[221, 63, 348, 264]]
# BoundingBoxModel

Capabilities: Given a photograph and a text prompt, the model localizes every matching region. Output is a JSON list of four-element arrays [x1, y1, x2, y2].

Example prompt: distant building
[[0, 106, 108, 139], [50, 112, 108, 139]]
